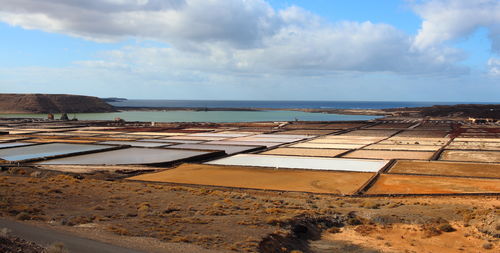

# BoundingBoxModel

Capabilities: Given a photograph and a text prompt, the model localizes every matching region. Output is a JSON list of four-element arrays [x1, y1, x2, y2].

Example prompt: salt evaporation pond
[[0, 143, 113, 161], [207, 154, 388, 172]]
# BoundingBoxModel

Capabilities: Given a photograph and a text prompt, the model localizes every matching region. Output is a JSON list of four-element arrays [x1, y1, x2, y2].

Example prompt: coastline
[[113, 103, 500, 119], [0, 93, 497, 120], [114, 106, 389, 116]]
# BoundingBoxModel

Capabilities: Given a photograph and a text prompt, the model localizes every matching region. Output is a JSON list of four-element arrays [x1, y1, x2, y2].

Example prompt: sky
[[0, 0, 499, 102]]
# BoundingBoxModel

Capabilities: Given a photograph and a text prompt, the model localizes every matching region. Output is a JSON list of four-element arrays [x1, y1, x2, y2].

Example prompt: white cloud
[[0, 0, 278, 47], [232, 18, 466, 74], [488, 57, 500, 76], [412, 0, 500, 53], [2, 0, 495, 76]]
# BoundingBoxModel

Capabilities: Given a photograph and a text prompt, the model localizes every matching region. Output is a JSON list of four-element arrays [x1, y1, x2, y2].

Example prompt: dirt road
[[0, 218, 143, 253]]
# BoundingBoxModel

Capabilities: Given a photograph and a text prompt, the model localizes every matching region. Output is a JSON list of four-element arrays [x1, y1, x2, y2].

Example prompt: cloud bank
[[0, 0, 498, 78]]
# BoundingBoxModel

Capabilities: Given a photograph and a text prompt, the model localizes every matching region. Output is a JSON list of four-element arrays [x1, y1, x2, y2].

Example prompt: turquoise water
[[0, 110, 379, 123], [110, 99, 485, 109]]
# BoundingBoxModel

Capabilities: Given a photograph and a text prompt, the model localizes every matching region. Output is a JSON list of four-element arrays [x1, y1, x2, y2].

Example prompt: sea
[[0, 100, 488, 123], [108, 100, 468, 109]]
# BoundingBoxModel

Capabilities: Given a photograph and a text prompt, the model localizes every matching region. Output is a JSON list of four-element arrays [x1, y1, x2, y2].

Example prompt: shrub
[[93, 205, 105, 211], [46, 242, 68, 253], [171, 236, 190, 243], [354, 225, 374, 236], [137, 202, 151, 214], [326, 227, 341, 233], [360, 200, 380, 209], [15, 212, 31, 221], [48, 188, 63, 194], [347, 217, 362, 226], [107, 225, 130, 236], [264, 208, 283, 214], [49, 174, 78, 183], [423, 226, 441, 237], [386, 202, 402, 208], [61, 215, 94, 226], [483, 243, 493, 250], [265, 215, 293, 225], [0, 197, 9, 208], [0, 227, 11, 237], [438, 223, 456, 232]]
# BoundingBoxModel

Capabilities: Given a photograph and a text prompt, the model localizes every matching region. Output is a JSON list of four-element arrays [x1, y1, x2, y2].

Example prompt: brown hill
[[0, 93, 117, 113]]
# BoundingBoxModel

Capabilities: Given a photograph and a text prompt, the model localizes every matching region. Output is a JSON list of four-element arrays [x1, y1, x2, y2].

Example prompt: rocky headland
[[0, 94, 116, 113]]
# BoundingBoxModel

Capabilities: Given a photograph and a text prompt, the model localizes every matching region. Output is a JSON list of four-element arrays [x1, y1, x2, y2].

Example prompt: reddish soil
[[321, 222, 495, 253], [364, 144, 441, 151], [129, 163, 375, 195], [274, 130, 338, 135], [340, 130, 399, 137], [366, 123, 415, 129], [1, 169, 498, 252], [308, 138, 375, 144], [291, 143, 364, 149], [343, 150, 435, 160], [389, 160, 500, 178], [440, 150, 500, 163], [366, 174, 500, 194], [395, 130, 450, 138]]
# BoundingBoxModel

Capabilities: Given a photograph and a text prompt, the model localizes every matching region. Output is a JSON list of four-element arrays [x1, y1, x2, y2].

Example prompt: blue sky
[[0, 0, 499, 101]]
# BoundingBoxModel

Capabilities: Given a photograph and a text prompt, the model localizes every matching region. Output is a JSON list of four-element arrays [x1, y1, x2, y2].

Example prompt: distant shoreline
[[115, 106, 389, 116], [114, 103, 500, 119]]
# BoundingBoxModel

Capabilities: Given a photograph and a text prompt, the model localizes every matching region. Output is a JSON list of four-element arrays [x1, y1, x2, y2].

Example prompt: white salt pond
[[0, 143, 113, 161], [206, 154, 388, 172], [167, 143, 264, 155], [35, 147, 219, 165]]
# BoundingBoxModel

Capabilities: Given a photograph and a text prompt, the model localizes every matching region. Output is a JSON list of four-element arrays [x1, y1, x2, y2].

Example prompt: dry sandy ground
[[283, 123, 366, 129], [440, 150, 500, 163], [319, 223, 493, 253], [379, 138, 448, 145], [0, 167, 498, 252], [274, 130, 338, 135], [307, 139, 375, 144], [339, 130, 399, 137], [388, 160, 500, 178], [129, 164, 375, 195], [343, 150, 435, 160], [366, 123, 415, 129], [447, 141, 500, 151], [363, 144, 442, 151], [291, 143, 365, 149], [394, 130, 449, 138], [367, 174, 500, 194]]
